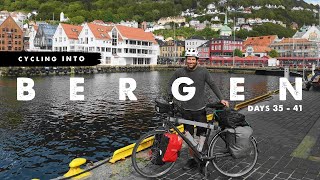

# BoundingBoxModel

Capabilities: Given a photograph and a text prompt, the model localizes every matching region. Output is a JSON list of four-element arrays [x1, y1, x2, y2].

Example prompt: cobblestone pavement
[[82, 89, 320, 180]]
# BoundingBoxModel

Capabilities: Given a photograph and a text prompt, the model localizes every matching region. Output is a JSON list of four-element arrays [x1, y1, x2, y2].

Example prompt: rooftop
[[116, 25, 156, 43], [61, 23, 83, 40], [88, 23, 113, 40]]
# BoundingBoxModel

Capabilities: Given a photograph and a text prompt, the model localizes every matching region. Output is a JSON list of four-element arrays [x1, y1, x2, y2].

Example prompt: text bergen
[[16, 77, 303, 101]]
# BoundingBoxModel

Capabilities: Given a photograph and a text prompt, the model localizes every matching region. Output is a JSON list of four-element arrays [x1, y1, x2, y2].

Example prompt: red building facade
[[210, 36, 243, 57]]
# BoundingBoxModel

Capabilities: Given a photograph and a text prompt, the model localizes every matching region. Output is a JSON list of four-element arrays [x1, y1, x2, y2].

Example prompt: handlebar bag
[[155, 99, 172, 113]]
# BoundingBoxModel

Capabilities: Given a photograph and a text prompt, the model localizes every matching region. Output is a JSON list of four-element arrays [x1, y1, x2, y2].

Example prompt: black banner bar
[[0, 52, 101, 67]]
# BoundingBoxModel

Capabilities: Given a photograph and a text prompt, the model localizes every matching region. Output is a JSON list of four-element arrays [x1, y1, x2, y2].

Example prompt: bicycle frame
[[163, 116, 221, 161]]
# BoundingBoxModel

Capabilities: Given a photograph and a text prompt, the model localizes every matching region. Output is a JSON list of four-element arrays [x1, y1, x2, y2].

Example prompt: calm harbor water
[[0, 71, 280, 180]]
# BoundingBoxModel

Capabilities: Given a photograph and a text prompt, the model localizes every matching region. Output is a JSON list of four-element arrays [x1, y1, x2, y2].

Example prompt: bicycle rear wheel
[[208, 131, 258, 177], [131, 129, 176, 178]]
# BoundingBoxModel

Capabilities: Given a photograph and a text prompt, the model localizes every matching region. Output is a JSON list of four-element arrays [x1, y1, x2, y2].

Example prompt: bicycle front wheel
[[131, 129, 176, 178], [208, 131, 258, 177]]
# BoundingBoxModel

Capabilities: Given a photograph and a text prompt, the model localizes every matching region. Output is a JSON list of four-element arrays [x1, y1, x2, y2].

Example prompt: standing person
[[167, 48, 229, 170]]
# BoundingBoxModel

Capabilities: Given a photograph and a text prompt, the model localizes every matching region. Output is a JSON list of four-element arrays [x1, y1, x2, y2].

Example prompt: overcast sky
[[304, 0, 320, 5]]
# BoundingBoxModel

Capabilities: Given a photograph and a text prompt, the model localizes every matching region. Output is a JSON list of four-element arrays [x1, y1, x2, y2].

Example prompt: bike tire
[[131, 129, 176, 178], [208, 131, 258, 177]]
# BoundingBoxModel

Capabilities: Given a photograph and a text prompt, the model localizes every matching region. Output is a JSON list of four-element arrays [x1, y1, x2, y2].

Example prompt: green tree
[[234, 48, 243, 57], [70, 15, 85, 24], [269, 49, 279, 58]]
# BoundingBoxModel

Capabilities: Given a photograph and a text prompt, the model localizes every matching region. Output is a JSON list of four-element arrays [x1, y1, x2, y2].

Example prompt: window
[[138, 58, 144, 64], [112, 29, 118, 46], [105, 57, 111, 64], [91, 37, 93, 42], [125, 48, 128, 53], [102, 47, 105, 52], [106, 48, 111, 52], [85, 29, 88, 35], [133, 58, 137, 64], [137, 41, 141, 45], [145, 58, 150, 64], [18, 35, 21, 38], [15, 41, 17, 45], [129, 49, 136, 53], [130, 40, 136, 45], [117, 48, 122, 53], [64, 37, 66, 41]]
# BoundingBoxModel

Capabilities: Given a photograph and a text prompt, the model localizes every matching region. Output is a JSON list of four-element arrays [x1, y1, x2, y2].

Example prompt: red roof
[[115, 25, 156, 43], [244, 35, 277, 46], [88, 23, 112, 40], [61, 23, 83, 39]]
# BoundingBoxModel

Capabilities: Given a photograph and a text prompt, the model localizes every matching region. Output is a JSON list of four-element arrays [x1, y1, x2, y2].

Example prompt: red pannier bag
[[162, 133, 183, 162]]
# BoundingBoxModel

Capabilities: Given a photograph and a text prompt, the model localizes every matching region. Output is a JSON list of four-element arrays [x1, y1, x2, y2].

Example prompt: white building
[[60, 12, 69, 22], [185, 36, 207, 51], [77, 23, 158, 65], [119, 20, 138, 28], [52, 23, 83, 51]]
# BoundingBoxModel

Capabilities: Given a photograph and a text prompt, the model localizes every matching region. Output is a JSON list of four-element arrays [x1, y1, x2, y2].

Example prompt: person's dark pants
[[181, 108, 207, 136]]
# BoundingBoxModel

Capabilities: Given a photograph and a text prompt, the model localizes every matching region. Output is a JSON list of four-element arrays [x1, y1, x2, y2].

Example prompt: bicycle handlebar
[[206, 102, 225, 109]]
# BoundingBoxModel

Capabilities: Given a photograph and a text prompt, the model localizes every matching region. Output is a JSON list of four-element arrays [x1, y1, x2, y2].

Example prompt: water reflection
[[0, 71, 280, 179]]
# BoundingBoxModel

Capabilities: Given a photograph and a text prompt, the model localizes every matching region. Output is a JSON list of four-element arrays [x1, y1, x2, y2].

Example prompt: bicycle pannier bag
[[226, 126, 253, 159], [162, 133, 183, 162], [150, 133, 169, 165], [216, 109, 248, 128]]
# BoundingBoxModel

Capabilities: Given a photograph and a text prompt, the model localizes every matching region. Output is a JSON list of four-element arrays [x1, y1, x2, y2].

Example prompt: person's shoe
[[182, 158, 197, 170]]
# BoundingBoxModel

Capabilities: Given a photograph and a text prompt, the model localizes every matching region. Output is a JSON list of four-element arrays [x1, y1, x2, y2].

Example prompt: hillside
[[0, 0, 319, 26]]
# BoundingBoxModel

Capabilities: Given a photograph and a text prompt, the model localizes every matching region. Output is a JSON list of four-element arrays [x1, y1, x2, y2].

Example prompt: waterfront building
[[52, 23, 83, 52], [0, 16, 23, 51], [197, 41, 210, 62], [243, 35, 280, 57], [270, 38, 319, 67], [185, 36, 207, 52], [159, 40, 185, 61], [34, 24, 58, 50], [27, 22, 48, 51], [76, 23, 158, 65], [210, 36, 243, 57]]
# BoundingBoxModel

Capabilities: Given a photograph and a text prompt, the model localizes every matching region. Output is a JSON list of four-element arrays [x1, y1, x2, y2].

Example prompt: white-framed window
[[112, 29, 118, 46], [105, 57, 111, 64], [138, 58, 144, 64]]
